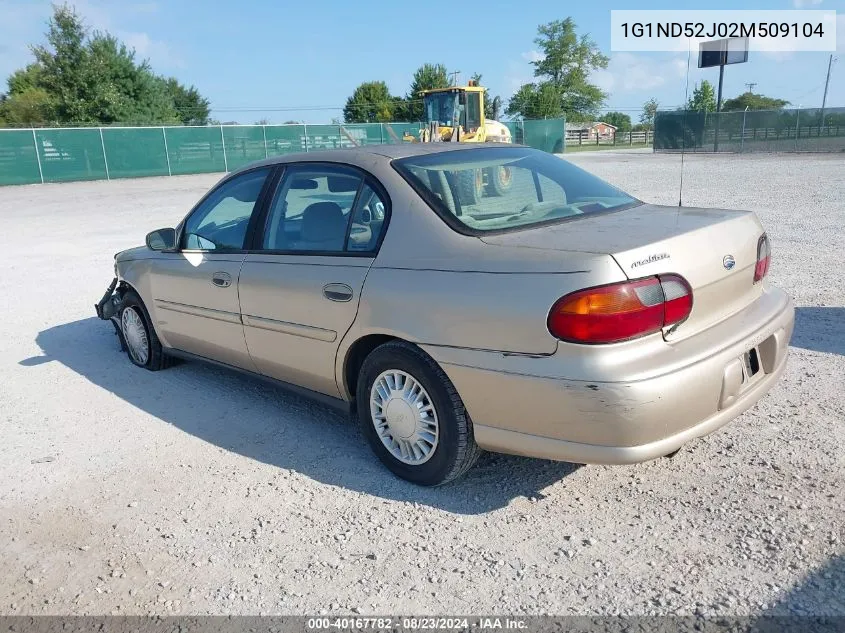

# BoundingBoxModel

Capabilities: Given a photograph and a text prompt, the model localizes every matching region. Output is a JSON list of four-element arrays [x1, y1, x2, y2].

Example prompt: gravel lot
[[0, 151, 842, 617]]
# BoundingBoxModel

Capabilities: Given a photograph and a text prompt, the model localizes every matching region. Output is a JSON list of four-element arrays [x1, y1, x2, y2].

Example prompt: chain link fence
[[0, 119, 566, 186], [654, 107, 845, 153]]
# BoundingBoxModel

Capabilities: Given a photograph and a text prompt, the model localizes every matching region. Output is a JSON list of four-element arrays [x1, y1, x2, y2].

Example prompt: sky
[[0, 0, 843, 124]]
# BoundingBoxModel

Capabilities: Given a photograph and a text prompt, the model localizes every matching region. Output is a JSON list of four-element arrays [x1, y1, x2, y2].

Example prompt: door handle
[[323, 283, 353, 302], [211, 272, 232, 288]]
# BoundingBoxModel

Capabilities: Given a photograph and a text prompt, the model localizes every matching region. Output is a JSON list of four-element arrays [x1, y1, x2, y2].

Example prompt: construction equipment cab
[[406, 82, 512, 144]]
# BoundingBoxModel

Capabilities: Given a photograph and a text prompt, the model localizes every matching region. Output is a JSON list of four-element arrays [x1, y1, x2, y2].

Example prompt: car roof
[[230, 142, 527, 175]]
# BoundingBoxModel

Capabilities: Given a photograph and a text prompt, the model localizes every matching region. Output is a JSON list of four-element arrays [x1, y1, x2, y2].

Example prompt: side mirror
[[146, 228, 176, 251]]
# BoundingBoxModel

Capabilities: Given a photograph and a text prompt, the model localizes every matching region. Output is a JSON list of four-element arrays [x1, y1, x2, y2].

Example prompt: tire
[[485, 165, 513, 196], [119, 289, 170, 371], [356, 341, 482, 486], [456, 168, 484, 206]]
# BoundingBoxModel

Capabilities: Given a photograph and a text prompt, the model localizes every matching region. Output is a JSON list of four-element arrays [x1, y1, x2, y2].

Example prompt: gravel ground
[[0, 152, 842, 617]]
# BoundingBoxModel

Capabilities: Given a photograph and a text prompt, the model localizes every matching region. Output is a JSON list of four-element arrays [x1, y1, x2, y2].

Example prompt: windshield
[[424, 91, 463, 127], [393, 147, 640, 233]]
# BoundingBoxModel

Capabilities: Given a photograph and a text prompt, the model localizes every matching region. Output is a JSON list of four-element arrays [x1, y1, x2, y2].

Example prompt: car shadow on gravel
[[761, 553, 845, 617], [24, 318, 580, 514], [791, 307, 845, 356]]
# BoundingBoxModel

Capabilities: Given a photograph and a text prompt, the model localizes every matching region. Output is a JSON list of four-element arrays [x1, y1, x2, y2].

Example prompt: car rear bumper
[[426, 287, 794, 465]]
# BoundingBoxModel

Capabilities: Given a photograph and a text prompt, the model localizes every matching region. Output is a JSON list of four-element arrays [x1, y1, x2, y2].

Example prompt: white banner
[[610, 10, 837, 52]]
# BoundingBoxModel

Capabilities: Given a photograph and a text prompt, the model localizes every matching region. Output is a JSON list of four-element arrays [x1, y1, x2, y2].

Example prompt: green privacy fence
[[654, 107, 845, 153], [0, 119, 566, 186]]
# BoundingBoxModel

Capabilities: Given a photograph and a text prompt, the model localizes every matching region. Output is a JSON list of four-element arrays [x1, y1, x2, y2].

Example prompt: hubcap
[[370, 369, 439, 465], [121, 307, 149, 365]]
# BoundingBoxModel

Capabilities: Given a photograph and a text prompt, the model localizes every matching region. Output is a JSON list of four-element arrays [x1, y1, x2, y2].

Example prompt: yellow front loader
[[401, 82, 514, 203]]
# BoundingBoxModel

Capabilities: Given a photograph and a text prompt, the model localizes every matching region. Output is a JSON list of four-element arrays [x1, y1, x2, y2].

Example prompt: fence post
[[262, 125, 268, 159], [99, 127, 110, 181], [220, 124, 228, 172], [162, 127, 172, 176], [303, 124, 309, 152], [740, 107, 748, 153], [31, 129, 45, 184], [795, 109, 800, 151]]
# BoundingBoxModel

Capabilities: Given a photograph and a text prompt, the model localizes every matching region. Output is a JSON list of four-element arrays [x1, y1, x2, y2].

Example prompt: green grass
[[564, 143, 652, 153]]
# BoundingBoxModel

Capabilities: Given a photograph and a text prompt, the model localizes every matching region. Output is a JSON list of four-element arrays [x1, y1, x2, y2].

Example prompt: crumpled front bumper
[[95, 277, 122, 320], [95, 277, 126, 350]]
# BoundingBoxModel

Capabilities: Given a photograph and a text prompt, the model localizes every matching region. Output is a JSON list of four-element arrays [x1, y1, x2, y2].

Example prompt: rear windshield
[[393, 147, 639, 233]]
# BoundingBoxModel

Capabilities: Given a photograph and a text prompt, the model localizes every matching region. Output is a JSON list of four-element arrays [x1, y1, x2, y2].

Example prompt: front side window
[[182, 168, 271, 250], [393, 147, 639, 234], [424, 91, 461, 127], [261, 165, 386, 253]]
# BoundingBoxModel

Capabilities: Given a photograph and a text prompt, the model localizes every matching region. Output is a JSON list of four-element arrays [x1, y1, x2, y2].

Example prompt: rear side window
[[393, 147, 639, 234], [260, 164, 388, 254]]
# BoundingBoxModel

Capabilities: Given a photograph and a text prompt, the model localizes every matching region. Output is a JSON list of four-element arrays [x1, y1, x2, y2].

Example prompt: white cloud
[[521, 50, 545, 63], [792, 0, 822, 7], [119, 30, 184, 69], [838, 13, 844, 52], [591, 52, 690, 93], [0, 0, 181, 78], [504, 59, 535, 94]]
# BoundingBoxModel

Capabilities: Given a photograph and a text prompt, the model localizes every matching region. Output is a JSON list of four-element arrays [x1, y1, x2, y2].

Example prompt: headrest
[[301, 202, 345, 243]]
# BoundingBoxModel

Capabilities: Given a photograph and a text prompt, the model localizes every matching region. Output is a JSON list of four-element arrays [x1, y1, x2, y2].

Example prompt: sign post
[[698, 37, 749, 151]]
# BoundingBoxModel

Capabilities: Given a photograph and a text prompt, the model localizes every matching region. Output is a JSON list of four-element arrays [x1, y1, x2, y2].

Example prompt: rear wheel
[[456, 168, 484, 206], [119, 289, 170, 371], [485, 165, 513, 196], [356, 341, 481, 486]]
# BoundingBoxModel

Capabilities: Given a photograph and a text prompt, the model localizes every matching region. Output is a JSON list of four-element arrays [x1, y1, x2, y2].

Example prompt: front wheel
[[119, 289, 170, 371], [356, 341, 481, 486]]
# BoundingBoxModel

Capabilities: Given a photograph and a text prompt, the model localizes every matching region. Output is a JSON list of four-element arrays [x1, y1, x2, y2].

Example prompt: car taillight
[[547, 274, 693, 344], [754, 233, 770, 283]]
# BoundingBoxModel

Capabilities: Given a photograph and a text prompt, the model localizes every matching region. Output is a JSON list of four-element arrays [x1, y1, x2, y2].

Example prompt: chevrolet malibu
[[96, 144, 794, 486]]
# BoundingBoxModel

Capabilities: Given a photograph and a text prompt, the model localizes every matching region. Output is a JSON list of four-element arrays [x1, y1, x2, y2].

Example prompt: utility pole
[[820, 54, 835, 129], [449, 70, 461, 86], [744, 82, 757, 93]]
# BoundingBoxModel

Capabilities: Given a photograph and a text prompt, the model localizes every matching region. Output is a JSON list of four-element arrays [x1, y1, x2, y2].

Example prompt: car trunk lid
[[480, 203, 766, 341]]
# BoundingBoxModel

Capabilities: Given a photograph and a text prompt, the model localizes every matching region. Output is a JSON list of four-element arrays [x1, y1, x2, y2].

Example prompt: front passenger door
[[238, 163, 389, 397], [148, 167, 273, 370]]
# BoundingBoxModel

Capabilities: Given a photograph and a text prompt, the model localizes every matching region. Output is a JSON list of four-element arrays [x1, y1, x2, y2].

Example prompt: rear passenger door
[[238, 163, 389, 397]]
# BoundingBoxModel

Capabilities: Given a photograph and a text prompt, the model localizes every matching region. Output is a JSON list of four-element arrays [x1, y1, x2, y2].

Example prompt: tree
[[507, 18, 609, 120], [7, 64, 45, 95], [1, 3, 209, 126], [405, 63, 451, 121], [602, 111, 631, 132], [506, 82, 565, 119], [722, 91, 789, 112], [162, 77, 210, 125], [343, 81, 397, 123], [687, 81, 717, 113], [0, 88, 54, 126], [640, 98, 659, 129]]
